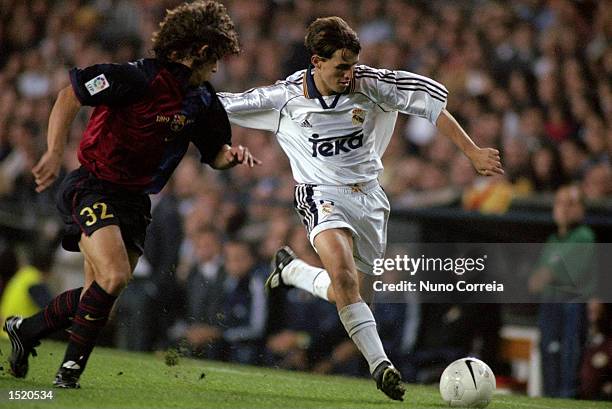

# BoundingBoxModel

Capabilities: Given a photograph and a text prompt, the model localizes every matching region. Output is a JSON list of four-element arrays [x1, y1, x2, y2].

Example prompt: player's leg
[[312, 228, 360, 307], [3, 282, 84, 378], [4, 275, 85, 379], [82, 242, 138, 288], [267, 245, 332, 300], [3, 169, 89, 378], [54, 225, 134, 388], [269, 252, 374, 304], [314, 228, 404, 400]]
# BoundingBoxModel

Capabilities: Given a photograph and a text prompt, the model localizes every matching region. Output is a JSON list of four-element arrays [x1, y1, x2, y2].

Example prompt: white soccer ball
[[439, 357, 496, 408]]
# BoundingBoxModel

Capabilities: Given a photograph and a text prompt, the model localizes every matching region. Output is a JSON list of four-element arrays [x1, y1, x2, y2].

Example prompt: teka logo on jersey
[[309, 129, 363, 157]]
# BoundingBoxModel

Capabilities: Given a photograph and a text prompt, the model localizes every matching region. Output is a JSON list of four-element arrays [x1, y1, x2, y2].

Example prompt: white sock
[[339, 302, 389, 374], [282, 259, 330, 301]]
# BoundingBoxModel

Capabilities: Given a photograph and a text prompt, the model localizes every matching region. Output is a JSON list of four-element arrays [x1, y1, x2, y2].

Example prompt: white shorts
[[293, 179, 390, 275]]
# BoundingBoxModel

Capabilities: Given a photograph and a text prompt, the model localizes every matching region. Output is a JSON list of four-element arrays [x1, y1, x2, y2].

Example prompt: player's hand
[[225, 144, 262, 168], [32, 151, 62, 193], [467, 147, 504, 177]]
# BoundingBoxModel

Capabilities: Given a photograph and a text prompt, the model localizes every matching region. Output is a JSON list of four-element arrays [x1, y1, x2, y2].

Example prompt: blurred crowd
[[0, 0, 611, 400]]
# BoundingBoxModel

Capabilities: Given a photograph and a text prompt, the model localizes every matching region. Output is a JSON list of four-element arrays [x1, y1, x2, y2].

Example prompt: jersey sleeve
[[354, 65, 448, 124], [191, 83, 232, 165], [218, 83, 291, 132], [69, 62, 148, 106]]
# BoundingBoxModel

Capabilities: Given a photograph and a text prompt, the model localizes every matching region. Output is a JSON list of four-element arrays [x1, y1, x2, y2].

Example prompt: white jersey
[[218, 65, 447, 185]]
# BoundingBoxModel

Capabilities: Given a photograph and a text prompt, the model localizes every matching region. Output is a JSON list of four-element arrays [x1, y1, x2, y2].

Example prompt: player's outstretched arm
[[436, 109, 504, 177], [210, 144, 262, 170], [32, 85, 81, 192]]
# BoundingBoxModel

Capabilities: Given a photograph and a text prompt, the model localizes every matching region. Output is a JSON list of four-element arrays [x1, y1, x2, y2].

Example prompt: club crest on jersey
[[170, 114, 187, 132], [319, 200, 335, 215], [351, 108, 366, 125], [309, 130, 364, 157]]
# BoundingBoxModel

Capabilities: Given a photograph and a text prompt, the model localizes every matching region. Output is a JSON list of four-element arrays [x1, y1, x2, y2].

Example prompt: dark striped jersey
[[69, 58, 231, 194]]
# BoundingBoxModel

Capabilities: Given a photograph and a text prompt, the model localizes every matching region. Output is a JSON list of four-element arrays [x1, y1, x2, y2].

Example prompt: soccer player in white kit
[[219, 17, 503, 400]]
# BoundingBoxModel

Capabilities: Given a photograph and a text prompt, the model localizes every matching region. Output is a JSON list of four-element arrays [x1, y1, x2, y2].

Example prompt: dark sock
[[19, 287, 83, 342], [60, 281, 117, 374]]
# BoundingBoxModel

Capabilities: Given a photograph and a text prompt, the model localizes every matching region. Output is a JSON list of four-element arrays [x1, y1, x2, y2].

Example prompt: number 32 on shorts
[[80, 202, 114, 226]]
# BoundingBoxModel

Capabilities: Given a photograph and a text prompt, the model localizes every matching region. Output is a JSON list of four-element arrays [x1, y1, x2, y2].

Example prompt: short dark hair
[[304, 16, 361, 59], [152, 0, 240, 63]]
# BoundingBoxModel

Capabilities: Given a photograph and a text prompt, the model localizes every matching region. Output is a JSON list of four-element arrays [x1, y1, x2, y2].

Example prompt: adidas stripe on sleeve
[[354, 65, 447, 124]]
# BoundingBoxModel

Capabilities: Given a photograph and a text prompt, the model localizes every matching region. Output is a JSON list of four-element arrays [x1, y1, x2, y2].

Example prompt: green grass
[[0, 340, 609, 409]]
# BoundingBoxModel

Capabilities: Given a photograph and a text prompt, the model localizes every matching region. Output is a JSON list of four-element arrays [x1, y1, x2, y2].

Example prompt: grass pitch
[[0, 340, 609, 409]]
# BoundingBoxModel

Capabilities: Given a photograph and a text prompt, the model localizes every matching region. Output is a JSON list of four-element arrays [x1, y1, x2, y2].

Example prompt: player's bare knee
[[96, 260, 131, 295], [330, 269, 360, 298], [97, 270, 130, 295]]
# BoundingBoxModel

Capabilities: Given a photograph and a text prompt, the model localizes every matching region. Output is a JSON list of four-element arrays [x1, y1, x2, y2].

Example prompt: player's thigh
[[313, 228, 354, 268], [313, 228, 360, 284], [78, 225, 131, 282], [351, 186, 389, 275], [83, 257, 95, 291], [83, 247, 139, 281]]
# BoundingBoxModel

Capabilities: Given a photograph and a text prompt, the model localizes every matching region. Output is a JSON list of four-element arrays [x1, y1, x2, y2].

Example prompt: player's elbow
[[209, 145, 233, 170], [209, 156, 228, 170]]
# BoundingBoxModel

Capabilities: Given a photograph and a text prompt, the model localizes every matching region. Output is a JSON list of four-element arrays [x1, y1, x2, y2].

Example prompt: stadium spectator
[[559, 139, 591, 182], [579, 301, 612, 400], [582, 163, 612, 201], [216, 240, 267, 365], [529, 185, 596, 398], [1, 249, 54, 337], [531, 143, 565, 192], [0, 239, 19, 298], [172, 225, 226, 360]]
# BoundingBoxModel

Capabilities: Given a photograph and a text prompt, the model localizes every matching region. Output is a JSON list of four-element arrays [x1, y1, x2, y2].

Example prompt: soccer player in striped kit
[[219, 16, 503, 400], [3, 1, 259, 389]]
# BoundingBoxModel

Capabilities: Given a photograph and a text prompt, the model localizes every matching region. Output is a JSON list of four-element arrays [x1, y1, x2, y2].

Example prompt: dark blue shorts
[[56, 167, 151, 255]]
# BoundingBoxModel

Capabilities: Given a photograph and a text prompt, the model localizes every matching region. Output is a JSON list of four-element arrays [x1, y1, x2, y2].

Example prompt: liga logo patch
[[85, 74, 110, 96]]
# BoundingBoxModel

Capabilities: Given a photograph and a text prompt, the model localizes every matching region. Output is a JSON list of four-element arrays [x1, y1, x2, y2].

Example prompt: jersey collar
[[163, 60, 193, 88], [303, 65, 354, 110]]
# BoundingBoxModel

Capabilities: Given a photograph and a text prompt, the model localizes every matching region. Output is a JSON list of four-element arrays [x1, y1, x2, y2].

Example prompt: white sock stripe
[[311, 269, 325, 292], [338, 302, 389, 374]]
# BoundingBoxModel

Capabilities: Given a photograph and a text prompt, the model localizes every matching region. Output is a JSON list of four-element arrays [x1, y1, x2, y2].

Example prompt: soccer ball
[[439, 357, 496, 408]]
